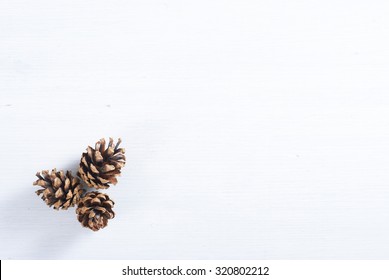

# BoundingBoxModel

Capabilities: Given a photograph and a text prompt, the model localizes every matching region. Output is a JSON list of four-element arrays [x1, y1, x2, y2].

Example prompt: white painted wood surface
[[1, 0, 389, 259]]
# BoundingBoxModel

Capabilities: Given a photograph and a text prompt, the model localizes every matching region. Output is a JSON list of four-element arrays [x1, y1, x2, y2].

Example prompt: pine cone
[[76, 191, 115, 231], [78, 138, 126, 189], [34, 169, 84, 210]]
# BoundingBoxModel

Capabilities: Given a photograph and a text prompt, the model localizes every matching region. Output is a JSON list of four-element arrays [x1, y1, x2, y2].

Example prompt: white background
[[1, 0, 389, 259]]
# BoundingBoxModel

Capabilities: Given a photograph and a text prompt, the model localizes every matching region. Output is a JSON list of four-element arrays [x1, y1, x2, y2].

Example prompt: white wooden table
[[1, 0, 389, 259]]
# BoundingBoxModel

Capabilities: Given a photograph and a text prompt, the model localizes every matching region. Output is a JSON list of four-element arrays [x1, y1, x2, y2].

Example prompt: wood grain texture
[[1, 0, 389, 259]]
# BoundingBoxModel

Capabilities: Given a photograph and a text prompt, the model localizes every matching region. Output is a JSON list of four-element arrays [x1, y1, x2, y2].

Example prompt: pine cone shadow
[[0, 160, 92, 259]]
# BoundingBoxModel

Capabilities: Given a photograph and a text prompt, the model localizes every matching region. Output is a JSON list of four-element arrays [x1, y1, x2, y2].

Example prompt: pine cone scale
[[63, 178, 70, 189], [53, 177, 61, 188], [94, 151, 104, 162], [55, 188, 64, 198], [90, 164, 99, 174]]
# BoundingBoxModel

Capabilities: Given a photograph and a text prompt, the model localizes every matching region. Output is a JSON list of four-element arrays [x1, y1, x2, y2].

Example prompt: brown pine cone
[[76, 191, 115, 231], [34, 169, 84, 210], [78, 138, 126, 189]]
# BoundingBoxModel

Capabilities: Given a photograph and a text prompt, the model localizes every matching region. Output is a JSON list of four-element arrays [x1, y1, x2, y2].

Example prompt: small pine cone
[[78, 138, 126, 189], [76, 191, 115, 231], [34, 169, 84, 210]]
